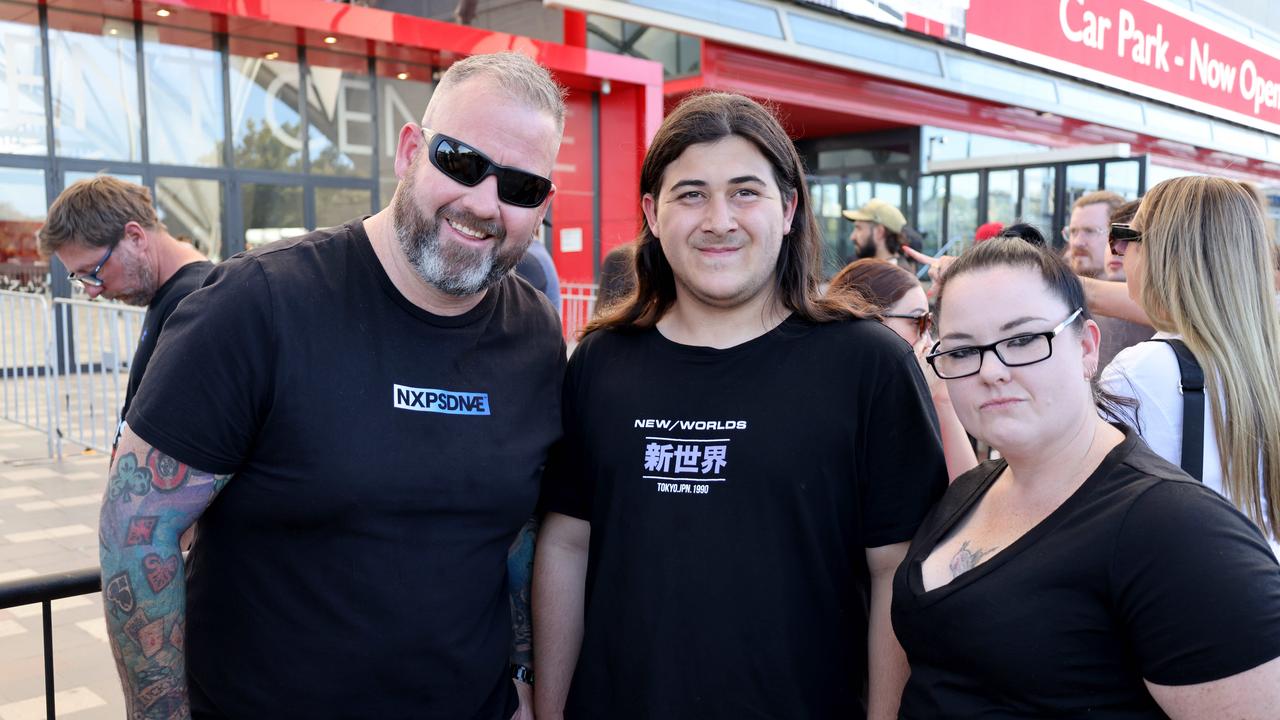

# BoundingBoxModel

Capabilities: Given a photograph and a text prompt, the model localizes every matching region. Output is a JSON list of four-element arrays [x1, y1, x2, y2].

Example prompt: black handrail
[[0, 567, 101, 720]]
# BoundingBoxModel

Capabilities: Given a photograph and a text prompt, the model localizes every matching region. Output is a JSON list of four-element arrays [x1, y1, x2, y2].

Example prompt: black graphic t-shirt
[[891, 428, 1280, 718], [543, 317, 948, 719], [128, 220, 565, 719], [119, 260, 214, 438]]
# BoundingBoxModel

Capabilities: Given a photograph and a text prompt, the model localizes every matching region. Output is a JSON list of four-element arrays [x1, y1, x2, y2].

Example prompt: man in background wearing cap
[[845, 199, 910, 269]]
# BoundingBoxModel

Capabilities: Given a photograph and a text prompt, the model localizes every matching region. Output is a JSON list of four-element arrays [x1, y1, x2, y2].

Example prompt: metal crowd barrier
[[0, 290, 144, 458], [560, 282, 598, 343], [0, 567, 102, 720], [0, 290, 57, 456], [51, 298, 145, 457]]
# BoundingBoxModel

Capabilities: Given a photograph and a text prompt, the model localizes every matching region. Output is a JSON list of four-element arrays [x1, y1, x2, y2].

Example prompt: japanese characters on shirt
[[635, 418, 746, 495]]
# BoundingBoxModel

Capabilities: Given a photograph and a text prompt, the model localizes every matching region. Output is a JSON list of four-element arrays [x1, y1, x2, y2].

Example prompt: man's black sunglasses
[[422, 128, 552, 208], [1108, 223, 1142, 257]]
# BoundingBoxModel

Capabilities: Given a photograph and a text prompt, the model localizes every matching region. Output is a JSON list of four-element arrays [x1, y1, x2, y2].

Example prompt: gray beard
[[393, 190, 513, 297]]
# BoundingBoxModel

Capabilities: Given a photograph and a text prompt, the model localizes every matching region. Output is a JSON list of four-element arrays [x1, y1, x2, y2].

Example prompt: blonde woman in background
[[1101, 175, 1280, 556]]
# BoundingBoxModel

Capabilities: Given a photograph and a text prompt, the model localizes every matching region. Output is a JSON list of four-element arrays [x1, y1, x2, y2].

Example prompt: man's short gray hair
[[433, 52, 567, 131]]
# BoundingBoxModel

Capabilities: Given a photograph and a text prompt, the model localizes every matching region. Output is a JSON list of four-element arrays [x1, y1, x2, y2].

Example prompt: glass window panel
[[635, 0, 783, 38], [819, 148, 874, 170], [986, 170, 1017, 225], [0, 166, 48, 290], [144, 26, 225, 167], [308, 49, 373, 178], [1065, 163, 1100, 206], [157, 177, 223, 261], [873, 183, 905, 212], [48, 10, 142, 161], [63, 171, 143, 188], [789, 14, 940, 75], [376, 59, 433, 195], [230, 39, 302, 171], [1103, 160, 1140, 200], [0, 3, 46, 155], [947, 173, 979, 251], [1022, 166, 1056, 237], [315, 187, 371, 229], [819, 182, 841, 219], [380, 176, 398, 213], [845, 180, 872, 209], [629, 24, 679, 73], [809, 181, 842, 276], [918, 175, 946, 255], [677, 33, 701, 76], [242, 183, 303, 250]]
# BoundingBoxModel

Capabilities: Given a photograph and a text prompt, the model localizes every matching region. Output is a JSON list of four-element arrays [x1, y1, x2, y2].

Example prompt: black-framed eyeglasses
[[66, 244, 115, 288], [882, 310, 933, 337], [926, 308, 1083, 379], [421, 128, 552, 208], [1108, 223, 1142, 257]]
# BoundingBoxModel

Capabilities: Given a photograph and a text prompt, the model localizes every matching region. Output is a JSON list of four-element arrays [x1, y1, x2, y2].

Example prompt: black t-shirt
[[891, 428, 1280, 719], [127, 220, 566, 719], [543, 317, 948, 720], [121, 260, 214, 426]]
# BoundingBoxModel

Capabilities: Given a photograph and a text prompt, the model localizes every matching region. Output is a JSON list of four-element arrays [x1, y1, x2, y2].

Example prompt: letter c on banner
[[1060, 0, 1085, 43]]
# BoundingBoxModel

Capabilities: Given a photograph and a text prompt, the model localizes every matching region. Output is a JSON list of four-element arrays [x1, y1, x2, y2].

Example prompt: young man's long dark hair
[[583, 92, 872, 336]]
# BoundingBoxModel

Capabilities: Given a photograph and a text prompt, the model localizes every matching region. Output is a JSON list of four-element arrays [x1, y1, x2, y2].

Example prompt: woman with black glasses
[[827, 259, 977, 481], [1100, 176, 1280, 560], [890, 237, 1280, 718]]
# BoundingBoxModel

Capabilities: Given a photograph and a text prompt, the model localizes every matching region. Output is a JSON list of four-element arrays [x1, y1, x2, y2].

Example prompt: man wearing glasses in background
[[97, 52, 565, 719], [1062, 191, 1152, 370], [39, 177, 213, 456]]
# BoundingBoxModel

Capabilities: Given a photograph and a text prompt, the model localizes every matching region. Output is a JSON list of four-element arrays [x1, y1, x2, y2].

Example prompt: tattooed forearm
[[99, 432, 230, 720], [508, 515, 541, 668], [948, 540, 999, 579]]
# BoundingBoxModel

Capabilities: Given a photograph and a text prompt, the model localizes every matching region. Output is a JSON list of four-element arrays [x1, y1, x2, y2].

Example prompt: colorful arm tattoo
[[508, 515, 540, 668], [99, 429, 231, 720]]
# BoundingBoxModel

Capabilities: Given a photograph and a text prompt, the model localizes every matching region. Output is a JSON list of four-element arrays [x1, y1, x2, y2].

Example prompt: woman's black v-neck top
[[891, 427, 1280, 719]]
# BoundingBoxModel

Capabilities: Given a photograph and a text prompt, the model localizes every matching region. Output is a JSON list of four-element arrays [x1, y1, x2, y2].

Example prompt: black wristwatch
[[511, 663, 534, 686]]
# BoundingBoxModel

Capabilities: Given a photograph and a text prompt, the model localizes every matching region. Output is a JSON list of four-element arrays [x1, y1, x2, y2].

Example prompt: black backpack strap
[[1149, 339, 1205, 481]]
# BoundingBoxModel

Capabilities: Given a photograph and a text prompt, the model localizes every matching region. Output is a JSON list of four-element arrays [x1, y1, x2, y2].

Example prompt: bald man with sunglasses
[[98, 52, 566, 720]]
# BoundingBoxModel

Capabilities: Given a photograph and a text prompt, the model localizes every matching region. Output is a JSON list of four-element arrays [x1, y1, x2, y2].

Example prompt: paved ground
[[0, 419, 122, 719]]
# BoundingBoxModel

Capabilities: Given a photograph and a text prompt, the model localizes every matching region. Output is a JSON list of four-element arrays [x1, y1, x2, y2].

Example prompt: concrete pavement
[[0, 419, 122, 719]]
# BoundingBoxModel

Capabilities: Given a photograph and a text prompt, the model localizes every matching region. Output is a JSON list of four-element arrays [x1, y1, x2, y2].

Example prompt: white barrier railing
[[51, 298, 145, 457], [10, 283, 593, 456], [560, 283, 598, 343], [0, 290, 57, 457]]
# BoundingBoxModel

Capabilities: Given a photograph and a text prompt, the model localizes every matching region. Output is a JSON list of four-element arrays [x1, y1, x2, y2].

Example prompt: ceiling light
[[265, 51, 280, 60], [156, 8, 171, 17], [396, 72, 409, 80], [323, 36, 337, 44], [108, 28, 118, 35]]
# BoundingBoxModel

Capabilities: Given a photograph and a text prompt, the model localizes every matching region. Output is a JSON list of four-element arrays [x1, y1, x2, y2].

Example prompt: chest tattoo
[[949, 540, 1000, 579]]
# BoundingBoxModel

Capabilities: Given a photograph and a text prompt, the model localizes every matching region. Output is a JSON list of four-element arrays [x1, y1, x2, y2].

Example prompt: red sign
[[965, 0, 1280, 133]]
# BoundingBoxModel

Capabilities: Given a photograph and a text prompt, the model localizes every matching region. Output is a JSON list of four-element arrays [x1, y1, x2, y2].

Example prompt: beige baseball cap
[[842, 199, 907, 234]]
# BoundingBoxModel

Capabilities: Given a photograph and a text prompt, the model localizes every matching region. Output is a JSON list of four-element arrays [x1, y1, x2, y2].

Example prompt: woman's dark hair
[[582, 92, 873, 336], [828, 259, 917, 312], [1110, 199, 1140, 225], [934, 237, 1135, 421], [998, 223, 1047, 247]]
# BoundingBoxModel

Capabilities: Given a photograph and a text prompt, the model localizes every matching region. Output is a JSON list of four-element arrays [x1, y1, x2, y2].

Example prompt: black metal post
[[43, 599, 55, 719]]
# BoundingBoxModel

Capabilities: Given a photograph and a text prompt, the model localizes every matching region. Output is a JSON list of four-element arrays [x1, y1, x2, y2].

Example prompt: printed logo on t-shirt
[[393, 384, 490, 415], [634, 418, 746, 495]]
